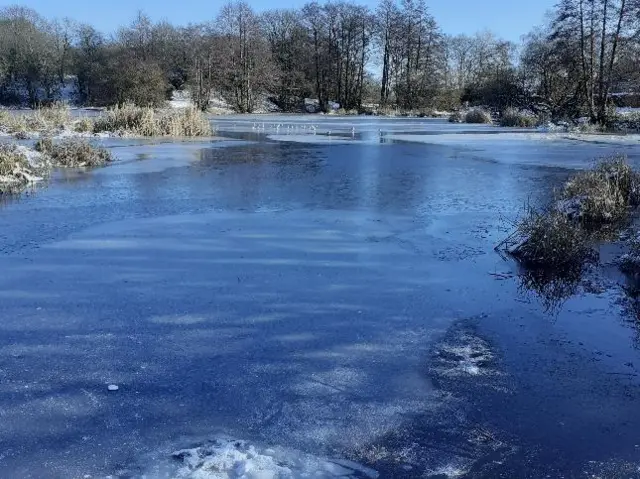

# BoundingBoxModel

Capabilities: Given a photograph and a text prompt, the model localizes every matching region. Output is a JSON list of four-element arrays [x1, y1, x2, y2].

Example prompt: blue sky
[[13, 0, 555, 42]]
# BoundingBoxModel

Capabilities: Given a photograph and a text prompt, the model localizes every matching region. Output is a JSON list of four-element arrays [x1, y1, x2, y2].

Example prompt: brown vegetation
[[35, 138, 112, 167]]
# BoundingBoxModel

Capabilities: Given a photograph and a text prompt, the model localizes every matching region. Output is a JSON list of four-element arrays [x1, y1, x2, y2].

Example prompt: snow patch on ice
[[425, 463, 468, 478], [163, 438, 379, 478], [432, 331, 495, 379]]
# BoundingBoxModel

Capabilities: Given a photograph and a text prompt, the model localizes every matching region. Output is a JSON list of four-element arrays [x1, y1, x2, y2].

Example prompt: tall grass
[[501, 155, 639, 269], [93, 103, 212, 137], [0, 103, 72, 135], [35, 138, 112, 167], [510, 208, 592, 268], [563, 156, 640, 225]]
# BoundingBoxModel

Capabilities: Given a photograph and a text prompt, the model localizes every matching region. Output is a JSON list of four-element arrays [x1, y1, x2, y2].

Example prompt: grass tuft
[[501, 155, 639, 270], [510, 207, 592, 268], [93, 103, 212, 137], [0, 143, 38, 194], [35, 138, 112, 168], [562, 156, 640, 225]]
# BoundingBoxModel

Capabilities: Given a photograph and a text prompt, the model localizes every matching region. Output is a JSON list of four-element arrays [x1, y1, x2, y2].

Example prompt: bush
[[499, 108, 537, 127], [0, 143, 38, 194], [417, 109, 436, 118], [562, 156, 640, 225], [93, 103, 212, 137], [377, 106, 399, 117], [464, 108, 493, 124], [0, 143, 29, 177], [509, 208, 592, 268], [607, 111, 640, 132], [74, 117, 94, 133], [112, 60, 169, 108], [13, 130, 29, 140], [35, 138, 112, 167], [448, 111, 463, 123]]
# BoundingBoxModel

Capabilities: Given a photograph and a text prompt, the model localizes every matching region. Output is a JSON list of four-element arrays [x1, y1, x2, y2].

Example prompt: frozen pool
[[0, 117, 639, 477]]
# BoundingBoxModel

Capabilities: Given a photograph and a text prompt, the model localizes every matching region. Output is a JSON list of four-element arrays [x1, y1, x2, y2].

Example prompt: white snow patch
[[432, 332, 495, 378], [616, 107, 640, 115], [166, 438, 379, 478], [15, 145, 45, 168], [425, 463, 468, 478]]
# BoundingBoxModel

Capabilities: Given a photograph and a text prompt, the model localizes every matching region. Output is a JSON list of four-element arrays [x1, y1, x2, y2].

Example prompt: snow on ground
[[169, 90, 194, 109], [144, 437, 379, 478], [616, 107, 640, 115]]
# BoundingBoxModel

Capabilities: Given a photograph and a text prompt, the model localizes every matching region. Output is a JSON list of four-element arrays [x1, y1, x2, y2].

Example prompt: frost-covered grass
[[503, 155, 639, 269], [92, 103, 212, 137], [563, 156, 640, 225], [34, 138, 112, 167], [509, 207, 592, 268], [0, 143, 43, 194], [499, 108, 537, 128], [0, 103, 72, 136]]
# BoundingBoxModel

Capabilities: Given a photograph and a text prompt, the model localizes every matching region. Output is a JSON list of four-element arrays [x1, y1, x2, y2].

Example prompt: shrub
[[74, 117, 94, 133], [417, 109, 435, 118], [35, 138, 112, 167], [377, 106, 398, 117], [499, 108, 537, 127], [509, 208, 592, 269], [93, 103, 212, 137], [464, 108, 493, 124], [112, 60, 169, 108], [0, 143, 29, 176], [562, 156, 640, 225], [448, 111, 463, 123], [0, 143, 37, 194], [607, 111, 640, 132]]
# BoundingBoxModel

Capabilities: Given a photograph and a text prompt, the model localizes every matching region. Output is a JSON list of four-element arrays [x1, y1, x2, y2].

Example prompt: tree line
[[0, 0, 639, 122]]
